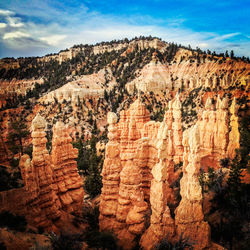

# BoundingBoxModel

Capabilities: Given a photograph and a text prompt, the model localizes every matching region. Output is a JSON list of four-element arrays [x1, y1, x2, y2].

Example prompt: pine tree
[[7, 119, 29, 156], [230, 50, 234, 59]]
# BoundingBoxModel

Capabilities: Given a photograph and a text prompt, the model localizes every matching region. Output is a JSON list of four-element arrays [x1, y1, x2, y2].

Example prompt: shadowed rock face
[[99, 95, 240, 249], [17, 115, 84, 231]]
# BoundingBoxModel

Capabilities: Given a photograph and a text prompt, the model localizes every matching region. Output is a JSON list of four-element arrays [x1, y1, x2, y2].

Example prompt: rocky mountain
[[0, 37, 249, 249]]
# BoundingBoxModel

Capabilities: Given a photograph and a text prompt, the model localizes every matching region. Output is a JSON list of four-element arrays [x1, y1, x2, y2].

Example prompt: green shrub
[[155, 233, 193, 250], [82, 205, 99, 230], [50, 232, 83, 250], [0, 165, 23, 191], [83, 164, 103, 198]]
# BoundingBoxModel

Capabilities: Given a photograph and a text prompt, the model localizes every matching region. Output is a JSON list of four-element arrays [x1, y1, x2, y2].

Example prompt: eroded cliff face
[[99, 95, 240, 249], [1, 114, 84, 232], [40, 67, 116, 104], [126, 51, 250, 94]]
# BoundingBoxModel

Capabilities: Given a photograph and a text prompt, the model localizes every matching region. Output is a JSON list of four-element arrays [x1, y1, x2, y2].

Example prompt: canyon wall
[[126, 56, 250, 94], [40, 67, 116, 105], [0, 114, 84, 232], [99, 95, 240, 249]]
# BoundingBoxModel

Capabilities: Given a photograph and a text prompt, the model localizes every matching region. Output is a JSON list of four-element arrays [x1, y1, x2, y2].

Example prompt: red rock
[[18, 115, 83, 231], [99, 93, 240, 249]]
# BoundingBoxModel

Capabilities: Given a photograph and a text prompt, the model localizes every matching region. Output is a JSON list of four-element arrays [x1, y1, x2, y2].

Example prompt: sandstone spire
[[175, 125, 211, 249], [29, 114, 61, 228], [227, 98, 240, 158], [140, 122, 175, 250], [51, 121, 84, 215], [99, 112, 122, 231], [19, 115, 83, 231]]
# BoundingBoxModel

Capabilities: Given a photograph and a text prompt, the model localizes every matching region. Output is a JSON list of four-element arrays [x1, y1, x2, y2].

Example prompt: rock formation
[[100, 100, 151, 249], [227, 98, 240, 158], [140, 122, 175, 250], [51, 121, 84, 215], [175, 125, 211, 249], [41, 67, 116, 104], [26, 114, 61, 229], [126, 60, 172, 94], [18, 114, 83, 231], [198, 96, 231, 170], [100, 94, 241, 249], [99, 112, 122, 231]]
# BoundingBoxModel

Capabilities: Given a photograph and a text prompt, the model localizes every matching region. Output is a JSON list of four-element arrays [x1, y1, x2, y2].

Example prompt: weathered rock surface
[[126, 48, 249, 94], [26, 114, 61, 229], [51, 121, 84, 215], [140, 122, 175, 250], [100, 95, 240, 249], [1, 114, 84, 231], [41, 67, 116, 104], [175, 125, 211, 249], [227, 98, 240, 158], [100, 100, 152, 249]]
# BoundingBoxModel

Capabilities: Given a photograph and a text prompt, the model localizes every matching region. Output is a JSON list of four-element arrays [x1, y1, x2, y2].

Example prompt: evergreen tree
[[7, 119, 29, 156], [230, 50, 234, 59]]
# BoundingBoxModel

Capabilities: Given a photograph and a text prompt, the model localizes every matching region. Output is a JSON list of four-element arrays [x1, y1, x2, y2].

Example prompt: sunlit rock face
[[18, 115, 83, 231], [175, 125, 211, 249], [227, 98, 240, 158], [126, 48, 250, 95], [99, 94, 240, 249]]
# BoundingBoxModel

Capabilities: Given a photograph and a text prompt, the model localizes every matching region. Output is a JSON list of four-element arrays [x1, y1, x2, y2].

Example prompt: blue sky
[[0, 0, 249, 58]]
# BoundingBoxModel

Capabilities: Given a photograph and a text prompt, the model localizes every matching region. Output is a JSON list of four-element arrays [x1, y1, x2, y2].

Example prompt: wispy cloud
[[3, 31, 29, 40], [0, 23, 7, 28], [0, 9, 14, 16], [7, 16, 24, 27], [40, 35, 67, 46]]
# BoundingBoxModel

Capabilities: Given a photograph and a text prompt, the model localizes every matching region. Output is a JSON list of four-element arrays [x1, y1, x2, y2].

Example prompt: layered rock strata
[[198, 97, 231, 170], [99, 112, 122, 231], [100, 95, 240, 249], [140, 122, 175, 250], [51, 121, 84, 215], [227, 98, 240, 158], [26, 115, 61, 228], [18, 115, 83, 230], [175, 125, 211, 249]]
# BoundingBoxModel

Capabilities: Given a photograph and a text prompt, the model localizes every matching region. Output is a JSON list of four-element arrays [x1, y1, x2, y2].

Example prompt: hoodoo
[[1, 115, 84, 231], [99, 93, 241, 249]]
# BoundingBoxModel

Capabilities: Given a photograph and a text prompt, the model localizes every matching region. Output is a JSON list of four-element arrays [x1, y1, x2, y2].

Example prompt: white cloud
[[0, 9, 14, 16], [3, 31, 30, 40], [7, 16, 24, 27], [212, 32, 240, 41], [40, 35, 66, 46], [0, 23, 7, 28], [198, 43, 209, 48]]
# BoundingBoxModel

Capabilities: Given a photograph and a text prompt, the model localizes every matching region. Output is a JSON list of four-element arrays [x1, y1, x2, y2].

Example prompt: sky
[[0, 0, 249, 58]]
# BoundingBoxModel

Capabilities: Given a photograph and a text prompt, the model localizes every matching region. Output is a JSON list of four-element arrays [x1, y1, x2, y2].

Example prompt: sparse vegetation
[[0, 165, 23, 191], [49, 232, 84, 250], [73, 135, 103, 198], [155, 233, 194, 250], [7, 118, 30, 156]]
